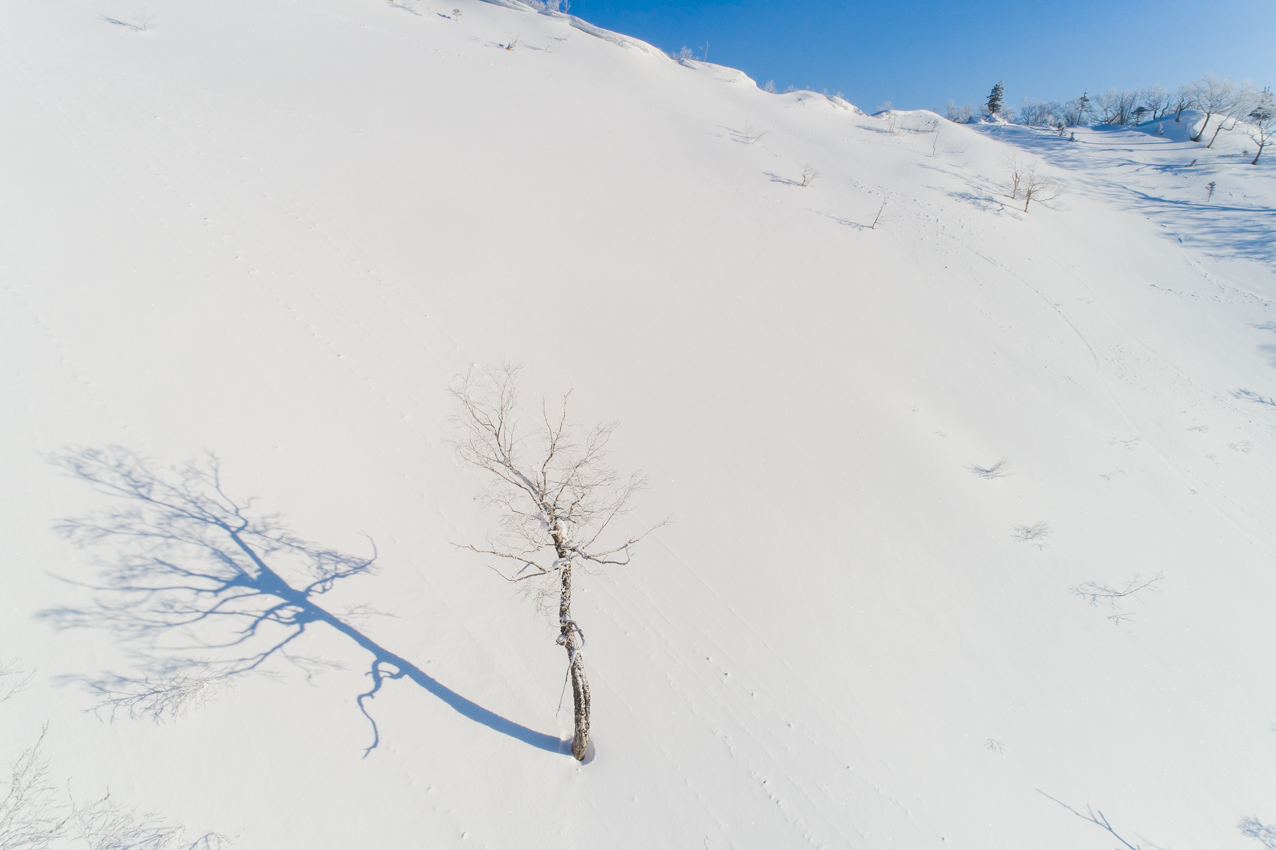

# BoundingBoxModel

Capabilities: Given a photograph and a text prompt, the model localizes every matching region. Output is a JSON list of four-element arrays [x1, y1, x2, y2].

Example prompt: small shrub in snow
[[968, 457, 1011, 479], [1002, 154, 1025, 200], [799, 164, 819, 187], [763, 80, 777, 93], [1072, 572, 1164, 625], [1013, 521, 1051, 547]]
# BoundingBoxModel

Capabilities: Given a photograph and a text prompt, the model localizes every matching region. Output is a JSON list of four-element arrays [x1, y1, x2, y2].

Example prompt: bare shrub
[[0, 727, 64, 850], [1013, 521, 1051, 547], [1073, 573, 1164, 624], [731, 124, 766, 145], [968, 458, 1011, 479], [0, 663, 34, 705], [799, 164, 819, 187]]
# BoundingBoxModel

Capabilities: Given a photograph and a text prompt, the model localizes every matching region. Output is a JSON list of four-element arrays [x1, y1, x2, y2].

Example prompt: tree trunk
[[1255, 140, 1267, 165], [1207, 117, 1231, 148], [558, 561, 591, 760], [1191, 112, 1212, 142]]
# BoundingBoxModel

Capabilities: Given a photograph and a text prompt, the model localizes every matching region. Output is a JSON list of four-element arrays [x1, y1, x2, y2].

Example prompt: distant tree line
[[944, 75, 1274, 164]]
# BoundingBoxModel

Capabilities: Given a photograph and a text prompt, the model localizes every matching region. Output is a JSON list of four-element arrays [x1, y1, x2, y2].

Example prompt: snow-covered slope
[[2, 1, 1275, 847]]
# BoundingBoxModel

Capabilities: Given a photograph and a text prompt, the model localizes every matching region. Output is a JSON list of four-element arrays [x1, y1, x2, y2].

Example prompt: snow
[[2, 0, 1274, 847]]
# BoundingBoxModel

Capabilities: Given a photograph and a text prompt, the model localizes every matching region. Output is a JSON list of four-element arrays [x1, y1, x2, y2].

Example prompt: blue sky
[[569, 0, 1276, 112]]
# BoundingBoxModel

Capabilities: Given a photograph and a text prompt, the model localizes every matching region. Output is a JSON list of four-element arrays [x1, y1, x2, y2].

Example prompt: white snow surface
[[3, 1, 1276, 847]]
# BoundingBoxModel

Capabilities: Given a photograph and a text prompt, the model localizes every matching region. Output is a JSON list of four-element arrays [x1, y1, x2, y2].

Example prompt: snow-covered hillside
[[2, 1, 1275, 847]]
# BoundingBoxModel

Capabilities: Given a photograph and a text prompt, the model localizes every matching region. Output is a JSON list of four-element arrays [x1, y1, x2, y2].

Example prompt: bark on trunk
[[1207, 117, 1231, 148], [553, 527, 591, 761], [1191, 112, 1212, 142]]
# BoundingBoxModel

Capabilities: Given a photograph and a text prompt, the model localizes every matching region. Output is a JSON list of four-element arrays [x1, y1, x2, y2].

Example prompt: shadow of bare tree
[[43, 447, 562, 757]]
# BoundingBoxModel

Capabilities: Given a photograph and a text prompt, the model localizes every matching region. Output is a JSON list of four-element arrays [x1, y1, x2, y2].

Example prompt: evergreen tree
[[986, 81, 1005, 116]]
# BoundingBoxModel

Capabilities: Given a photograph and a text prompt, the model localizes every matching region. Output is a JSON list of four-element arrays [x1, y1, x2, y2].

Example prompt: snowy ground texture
[[3, 1, 1276, 848]]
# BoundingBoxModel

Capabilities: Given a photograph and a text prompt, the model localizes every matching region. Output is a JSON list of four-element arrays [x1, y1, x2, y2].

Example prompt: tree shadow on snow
[[40, 447, 562, 757], [976, 124, 1276, 267]]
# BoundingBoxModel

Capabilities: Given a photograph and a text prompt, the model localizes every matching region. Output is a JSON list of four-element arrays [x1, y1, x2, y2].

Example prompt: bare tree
[[945, 100, 974, 123], [451, 365, 660, 761], [1245, 87, 1274, 164], [1002, 153, 1025, 200], [1094, 88, 1139, 125], [1020, 164, 1062, 212], [1141, 84, 1171, 119], [1061, 90, 1091, 127], [1173, 83, 1194, 121], [1206, 82, 1257, 148], [1186, 74, 1238, 142]]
